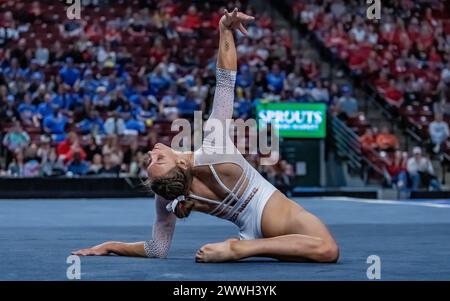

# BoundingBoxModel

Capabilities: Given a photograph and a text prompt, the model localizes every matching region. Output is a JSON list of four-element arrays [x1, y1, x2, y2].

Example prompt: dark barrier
[[410, 191, 450, 199], [292, 188, 378, 199], [0, 177, 152, 199], [0, 177, 380, 199]]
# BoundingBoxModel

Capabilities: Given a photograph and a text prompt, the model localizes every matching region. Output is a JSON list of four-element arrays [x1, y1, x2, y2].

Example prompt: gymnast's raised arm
[[208, 9, 254, 122]]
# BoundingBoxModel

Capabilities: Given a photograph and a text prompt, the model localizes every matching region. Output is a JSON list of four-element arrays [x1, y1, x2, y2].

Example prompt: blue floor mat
[[0, 197, 449, 280]]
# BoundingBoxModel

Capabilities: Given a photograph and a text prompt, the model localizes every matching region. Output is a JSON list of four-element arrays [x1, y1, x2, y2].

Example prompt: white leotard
[[144, 68, 277, 258]]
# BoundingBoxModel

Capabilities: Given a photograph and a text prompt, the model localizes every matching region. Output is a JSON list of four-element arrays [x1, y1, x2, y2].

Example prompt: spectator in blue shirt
[[235, 93, 253, 119], [43, 109, 68, 142], [122, 76, 137, 98], [17, 93, 37, 126], [266, 64, 285, 94], [3, 58, 27, 80], [128, 94, 141, 106], [337, 85, 358, 119], [148, 66, 170, 95], [59, 57, 80, 87], [77, 110, 105, 135], [124, 113, 146, 134], [28, 70, 45, 93], [52, 85, 80, 110], [67, 151, 89, 176], [2, 121, 30, 155], [236, 64, 253, 90], [79, 69, 99, 96], [178, 90, 200, 117], [17, 94, 36, 115], [50, 89, 63, 109], [300, 82, 318, 103], [106, 73, 117, 90], [290, 83, 315, 103], [92, 86, 111, 109], [37, 93, 55, 121], [116, 101, 133, 115], [138, 95, 158, 120]]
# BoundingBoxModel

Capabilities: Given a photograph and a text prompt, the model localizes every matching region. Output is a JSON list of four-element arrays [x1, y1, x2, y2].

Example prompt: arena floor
[[1, 197, 450, 280]]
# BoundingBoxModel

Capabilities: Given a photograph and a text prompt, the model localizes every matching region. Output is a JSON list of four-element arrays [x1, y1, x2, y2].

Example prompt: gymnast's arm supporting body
[[71, 195, 175, 257], [142, 195, 176, 257], [110, 195, 176, 258]]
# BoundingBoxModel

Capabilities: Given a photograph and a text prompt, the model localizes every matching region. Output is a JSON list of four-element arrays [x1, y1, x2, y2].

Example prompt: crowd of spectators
[[294, 0, 449, 109], [292, 0, 449, 191], [359, 124, 442, 191], [4, 0, 444, 192], [0, 0, 304, 190]]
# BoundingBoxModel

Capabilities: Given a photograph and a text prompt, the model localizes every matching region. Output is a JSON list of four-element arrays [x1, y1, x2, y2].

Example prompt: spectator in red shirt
[[57, 131, 87, 164], [385, 150, 407, 189], [374, 71, 390, 94], [384, 79, 404, 108], [258, 12, 272, 29], [428, 46, 442, 64], [325, 27, 346, 49], [148, 38, 166, 63], [85, 20, 103, 44], [210, 9, 222, 30], [417, 24, 434, 50], [376, 125, 400, 152], [178, 5, 201, 33], [28, 1, 42, 18], [105, 23, 122, 44], [301, 57, 318, 80], [348, 45, 369, 71], [359, 128, 378, 152]]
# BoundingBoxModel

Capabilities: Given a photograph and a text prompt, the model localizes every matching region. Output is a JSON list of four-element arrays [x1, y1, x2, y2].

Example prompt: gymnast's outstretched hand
[[72, 241, 147, 257], [72, 242, 111, 256], [219, 7, 254, 36]]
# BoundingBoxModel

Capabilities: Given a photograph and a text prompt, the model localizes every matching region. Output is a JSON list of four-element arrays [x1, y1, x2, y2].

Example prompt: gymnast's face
[[146, 143, 178, 179]]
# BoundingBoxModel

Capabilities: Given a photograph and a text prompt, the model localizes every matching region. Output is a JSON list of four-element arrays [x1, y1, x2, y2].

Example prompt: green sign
[[256, 102, 327, 138]]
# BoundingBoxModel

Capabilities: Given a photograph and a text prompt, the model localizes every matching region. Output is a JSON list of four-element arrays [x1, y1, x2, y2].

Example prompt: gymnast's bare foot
[[195, 238, 239, 263]]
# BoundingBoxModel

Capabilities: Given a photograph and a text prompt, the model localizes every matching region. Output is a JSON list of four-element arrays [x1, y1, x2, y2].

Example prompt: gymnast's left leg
[[195, 233, 339, 263], [196, 191, 339, 263]]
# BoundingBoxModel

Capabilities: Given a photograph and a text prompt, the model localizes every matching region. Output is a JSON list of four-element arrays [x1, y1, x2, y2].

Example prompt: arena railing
[[331, 115, 385, 184]]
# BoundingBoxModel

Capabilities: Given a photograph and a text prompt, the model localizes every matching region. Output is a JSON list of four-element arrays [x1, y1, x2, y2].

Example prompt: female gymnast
[[73, 8, 339, 263]]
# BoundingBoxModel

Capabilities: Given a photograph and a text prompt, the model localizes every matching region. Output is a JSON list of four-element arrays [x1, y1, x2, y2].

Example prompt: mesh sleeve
[[202, 67, 238, 152], [208, 67, 237, 121], [143, 195, 176, 258]]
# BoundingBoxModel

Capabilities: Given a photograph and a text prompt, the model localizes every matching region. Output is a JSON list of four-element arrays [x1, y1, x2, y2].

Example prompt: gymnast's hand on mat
[[72, 242, 111, 256], [219, 7, 254, 36], [72, 241, 147, 257]]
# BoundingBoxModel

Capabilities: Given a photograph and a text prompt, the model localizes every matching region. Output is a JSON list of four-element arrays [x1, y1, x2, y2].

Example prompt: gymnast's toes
[[195, 241, 238, 263]]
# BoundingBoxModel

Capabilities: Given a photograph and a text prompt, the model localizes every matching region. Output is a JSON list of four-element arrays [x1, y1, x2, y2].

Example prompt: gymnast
[[73, 8, 339, 263]]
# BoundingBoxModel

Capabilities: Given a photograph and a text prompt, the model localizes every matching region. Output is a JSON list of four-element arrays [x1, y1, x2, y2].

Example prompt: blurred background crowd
[[0, 0, 449, 194], [0, 0, 297, 191]]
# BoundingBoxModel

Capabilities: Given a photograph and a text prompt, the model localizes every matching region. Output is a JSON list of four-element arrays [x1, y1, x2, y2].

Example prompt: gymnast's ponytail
[[149, 166, 195, 218]]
